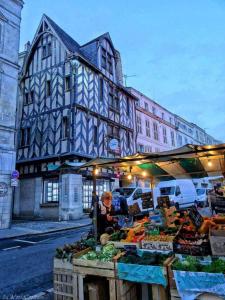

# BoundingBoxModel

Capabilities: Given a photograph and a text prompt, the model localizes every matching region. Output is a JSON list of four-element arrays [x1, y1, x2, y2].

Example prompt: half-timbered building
[[15, 15, 136, 220]]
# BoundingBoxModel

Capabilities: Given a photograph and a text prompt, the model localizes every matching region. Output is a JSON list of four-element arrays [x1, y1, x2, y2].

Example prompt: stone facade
[[0, 0, 23, 228], [130, 88, 220, 154], [129, 87, 177, 153]]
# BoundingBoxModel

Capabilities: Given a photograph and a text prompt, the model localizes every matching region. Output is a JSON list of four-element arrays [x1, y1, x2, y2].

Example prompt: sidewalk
[[0, 215, 92, 240]]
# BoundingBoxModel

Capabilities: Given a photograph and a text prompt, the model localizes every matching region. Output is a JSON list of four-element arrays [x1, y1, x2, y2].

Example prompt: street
[[0, 226, 91, 299]]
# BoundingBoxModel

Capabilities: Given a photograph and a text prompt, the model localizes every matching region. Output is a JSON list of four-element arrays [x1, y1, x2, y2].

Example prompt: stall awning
[[80, 144, 225, 180]]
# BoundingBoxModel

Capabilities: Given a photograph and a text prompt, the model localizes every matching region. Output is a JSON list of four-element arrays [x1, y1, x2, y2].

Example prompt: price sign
[[189, 206, 203, 228]]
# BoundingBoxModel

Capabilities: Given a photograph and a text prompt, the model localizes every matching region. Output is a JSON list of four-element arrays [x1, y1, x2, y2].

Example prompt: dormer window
[[101, 47, 113, 74]]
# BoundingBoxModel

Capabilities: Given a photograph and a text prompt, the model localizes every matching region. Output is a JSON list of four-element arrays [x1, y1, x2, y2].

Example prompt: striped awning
[[80, 144, 225, 180]]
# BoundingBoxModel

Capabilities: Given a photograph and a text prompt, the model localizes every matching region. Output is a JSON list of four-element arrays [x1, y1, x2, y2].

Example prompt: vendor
[[97, 191, 118, 235]]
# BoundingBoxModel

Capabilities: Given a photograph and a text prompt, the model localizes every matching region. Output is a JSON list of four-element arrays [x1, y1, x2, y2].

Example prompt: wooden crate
[[54, 258, 74, 300]]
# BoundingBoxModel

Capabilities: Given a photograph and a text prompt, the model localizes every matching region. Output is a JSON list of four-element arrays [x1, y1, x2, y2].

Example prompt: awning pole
[[93, 167, 98, 245]]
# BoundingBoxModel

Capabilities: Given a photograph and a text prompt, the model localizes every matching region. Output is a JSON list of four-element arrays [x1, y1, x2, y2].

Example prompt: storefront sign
[[0, 182, 8, 197]]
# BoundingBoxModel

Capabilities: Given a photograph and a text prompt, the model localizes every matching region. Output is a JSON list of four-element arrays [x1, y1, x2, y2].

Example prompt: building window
[[101, 48, 107, 68], [65, 75, 71, 91], [99, 78, 104, 101], [171, 131, 175, 147], [152, 107, 156, 115], [145, 145, 152, 153], [43, 179, 59, 203], [101, 47, 113, 74], [20, 127, 31, 147], [138, 144, 144, 152], [161, 112, 164, 120], [144, 102, 149, 111], [153, 122, 159, 140], [107, 53, 113, 74], [62, 116, 69, 139], [46, 80, 51, 97], [145, 120, 151, 137], [93, 125, 98, 145], [107, 124, 119, 139], [126, 97, 130, 116], [42, 42, 51, 58], [184, 137, 188, 144], [127, 131, 130, 148], [178, 134, 183, 146], [137, 115, 142, 134], [30, 90, 34, 103], [169, 117, 173, 124], [108, 86, 119, 111], [24, 92, 29, 105], [163, 127, 167, 144]]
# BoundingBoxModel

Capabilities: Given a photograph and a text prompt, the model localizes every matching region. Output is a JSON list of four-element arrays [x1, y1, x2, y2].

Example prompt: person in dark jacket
[[97, 191, 118, 235]]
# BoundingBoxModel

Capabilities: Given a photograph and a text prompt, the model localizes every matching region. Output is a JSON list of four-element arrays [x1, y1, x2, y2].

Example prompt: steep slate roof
[[81, 32, 112, 48], [44, 14, 80, 53]]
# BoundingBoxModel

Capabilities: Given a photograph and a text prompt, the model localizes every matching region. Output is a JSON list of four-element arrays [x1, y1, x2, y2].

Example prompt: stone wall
[[0, 0, 23, 228]]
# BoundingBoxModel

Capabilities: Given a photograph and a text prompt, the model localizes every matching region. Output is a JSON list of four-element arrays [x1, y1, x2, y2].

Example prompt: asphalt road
[[0, 226, 91, 299]]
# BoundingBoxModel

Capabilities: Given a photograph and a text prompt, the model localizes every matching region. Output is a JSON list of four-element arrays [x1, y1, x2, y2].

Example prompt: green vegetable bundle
[[173, 256, 225, 273], [80, 243, 120, 262]]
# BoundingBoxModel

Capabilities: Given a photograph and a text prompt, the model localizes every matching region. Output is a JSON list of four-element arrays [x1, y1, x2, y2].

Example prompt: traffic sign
[[11, 170, 19, 179], [11, 178, 19, 187]]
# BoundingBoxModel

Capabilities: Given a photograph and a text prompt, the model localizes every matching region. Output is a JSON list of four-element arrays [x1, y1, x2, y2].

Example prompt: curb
[[0, 221, 92, 242]]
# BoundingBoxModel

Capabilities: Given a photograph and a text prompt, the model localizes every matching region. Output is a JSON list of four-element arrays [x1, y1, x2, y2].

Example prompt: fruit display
[[173, 255, 225, 273], [55, 238, 95, 262], [80, 243, 120, 262], [173, 226, 210, 256]]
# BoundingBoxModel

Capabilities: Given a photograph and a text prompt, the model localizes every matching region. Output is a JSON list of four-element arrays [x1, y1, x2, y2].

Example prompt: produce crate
[[73, 249, 139, 300], [209, 228, 225, 256], [167, 258, 225, 300], [73, 248, 117, 278], [173, 226, 210, 256], [54, 258, 74, 300]]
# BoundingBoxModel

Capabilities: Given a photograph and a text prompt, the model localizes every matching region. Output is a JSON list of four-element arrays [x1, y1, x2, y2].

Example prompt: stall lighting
[[127, 174, 132, 180], [94, 168, 99, 175], [207, 159, 212, 167], [142, 171, 147, 177]]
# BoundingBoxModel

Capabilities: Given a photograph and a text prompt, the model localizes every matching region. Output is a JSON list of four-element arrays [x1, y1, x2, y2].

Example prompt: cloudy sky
[[20, 0, 225, 141]]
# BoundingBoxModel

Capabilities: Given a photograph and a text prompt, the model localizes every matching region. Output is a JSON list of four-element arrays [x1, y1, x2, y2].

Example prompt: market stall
[[54, 143, 225, 300]]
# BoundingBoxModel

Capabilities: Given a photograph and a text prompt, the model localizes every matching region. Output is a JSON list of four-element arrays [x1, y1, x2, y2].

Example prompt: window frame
[[43, 178, 59, 203]]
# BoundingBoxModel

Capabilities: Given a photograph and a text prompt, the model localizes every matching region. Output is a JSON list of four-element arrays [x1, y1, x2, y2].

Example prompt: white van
[[112, 187, 152, 213], [156, 179, 197, 208], [196, 188, 209, 207]]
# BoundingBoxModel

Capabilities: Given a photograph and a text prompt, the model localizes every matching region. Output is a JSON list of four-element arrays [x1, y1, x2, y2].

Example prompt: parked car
[[156, 179, 197, 209], [112, 187, 152, 213]]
